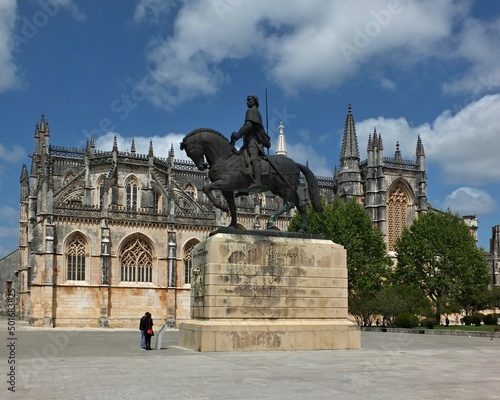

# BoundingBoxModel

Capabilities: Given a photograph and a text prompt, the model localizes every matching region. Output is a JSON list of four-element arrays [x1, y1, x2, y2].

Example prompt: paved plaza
[[1, 319, 499, 400]]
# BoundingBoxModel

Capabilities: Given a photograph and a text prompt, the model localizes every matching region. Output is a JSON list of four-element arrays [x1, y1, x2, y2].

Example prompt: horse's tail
[[298, 163, 324, 213]]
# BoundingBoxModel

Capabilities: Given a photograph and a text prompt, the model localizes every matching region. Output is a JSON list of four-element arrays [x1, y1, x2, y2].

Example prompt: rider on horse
[[231, 95, 271, 190]]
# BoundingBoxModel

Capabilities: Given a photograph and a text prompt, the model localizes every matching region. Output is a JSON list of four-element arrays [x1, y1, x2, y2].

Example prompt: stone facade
[[14, 106, 428, 328], [0, 249, 18, 316], [334, 105, 428, 254]]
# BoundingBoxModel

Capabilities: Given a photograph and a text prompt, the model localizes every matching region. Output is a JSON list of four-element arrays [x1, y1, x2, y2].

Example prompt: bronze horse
[[180, 128, 323, 232]]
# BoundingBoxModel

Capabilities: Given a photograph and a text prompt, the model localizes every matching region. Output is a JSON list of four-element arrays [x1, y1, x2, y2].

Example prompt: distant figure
[[139, 312, 147, 350], [139, 312, 154, 350], [445, 316, 450, 326], [231, 95, 271, 189]]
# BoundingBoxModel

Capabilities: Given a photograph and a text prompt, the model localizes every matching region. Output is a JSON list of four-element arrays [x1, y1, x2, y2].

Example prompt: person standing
[[231, 95, 271, 190], [139, 312, 154, 350], [139, 312, 147, 350], [144, 312, 154, 350]]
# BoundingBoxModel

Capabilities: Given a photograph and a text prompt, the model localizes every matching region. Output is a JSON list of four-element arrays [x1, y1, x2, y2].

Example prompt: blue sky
[[1, 0, 500, 257]]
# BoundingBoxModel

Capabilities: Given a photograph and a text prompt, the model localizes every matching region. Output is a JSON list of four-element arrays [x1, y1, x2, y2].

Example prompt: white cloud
[[134, 0, 176, 23], [355, 94, 500, 185], [286, 142, 331, 177], [355, 115, 420, 160], [443, 187, 496, 216], [0, 0, 19, 92], [0, 143, 26, 163], [0, 205, 17, 223], [0, 0, 86, 93], [442, 16, 500, 95], [140, 0, 473, 108], [0, 212, 18, 257], [55, 0, 86, 21], [378, 76, 397, 91], [0, 206, 18, 255]]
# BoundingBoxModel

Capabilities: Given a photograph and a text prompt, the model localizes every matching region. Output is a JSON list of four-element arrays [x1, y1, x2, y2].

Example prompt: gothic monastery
[[16, 106, 429, 328]]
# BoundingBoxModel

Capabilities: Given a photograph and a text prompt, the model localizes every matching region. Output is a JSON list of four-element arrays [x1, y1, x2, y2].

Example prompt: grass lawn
[[424, 325, 499, 332]]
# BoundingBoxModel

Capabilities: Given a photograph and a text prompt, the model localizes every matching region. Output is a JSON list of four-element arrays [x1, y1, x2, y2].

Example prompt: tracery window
[[387, 186, 409, 251], [120, 237, 153, 283], [184, 239, 200, 284], [126, 180, 138, 211], [67, 235, 86, 281]]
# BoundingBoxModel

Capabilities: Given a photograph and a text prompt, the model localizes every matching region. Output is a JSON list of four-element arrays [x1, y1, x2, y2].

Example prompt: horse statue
[[180, 128, 324, 232]]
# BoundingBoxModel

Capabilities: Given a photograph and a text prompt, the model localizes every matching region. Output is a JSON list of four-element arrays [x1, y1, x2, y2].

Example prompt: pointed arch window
[[185, 183, 196, 200], [259, 193, 266, 207], [126, 179, 138, 211], [183, 239, 200, 284], [153, 189, 161, 213], [63, 171, 75, 186], [96, 175, 107, 209], [67, 235, 87, 281], [387, 186, 409, 251], [121, 237, 153, 283]]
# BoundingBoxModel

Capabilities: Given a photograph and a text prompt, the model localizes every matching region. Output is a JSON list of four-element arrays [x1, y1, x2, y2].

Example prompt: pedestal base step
[[179, 319, 361, 352]]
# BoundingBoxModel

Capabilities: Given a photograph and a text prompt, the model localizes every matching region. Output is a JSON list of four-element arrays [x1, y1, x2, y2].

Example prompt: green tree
[[393, 210, 490, 322], [487, 287, 500, 309], [349, 296, 378, 327], [289, 197, 392, 321], [373, 284, 433, 326], [459, 286, 500, 315]]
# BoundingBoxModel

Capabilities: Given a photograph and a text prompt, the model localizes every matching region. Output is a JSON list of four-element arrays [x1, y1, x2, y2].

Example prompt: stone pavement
[[1, 319, 499, 400]]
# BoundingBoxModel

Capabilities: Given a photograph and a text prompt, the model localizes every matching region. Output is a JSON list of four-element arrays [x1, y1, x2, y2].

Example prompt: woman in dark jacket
[[145, 312, 154, 350], [139, 312, 154, 350]]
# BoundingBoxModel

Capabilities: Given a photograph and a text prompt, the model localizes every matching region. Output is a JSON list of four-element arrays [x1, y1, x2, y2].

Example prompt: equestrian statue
[[180, 95, 323, 232]]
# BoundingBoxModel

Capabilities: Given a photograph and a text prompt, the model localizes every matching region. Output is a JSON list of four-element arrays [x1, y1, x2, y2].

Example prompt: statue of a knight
[[231, 95, 271, 189]]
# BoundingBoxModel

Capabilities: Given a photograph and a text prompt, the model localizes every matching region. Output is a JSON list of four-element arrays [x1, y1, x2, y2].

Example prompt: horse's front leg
[[203, 181, 229, 212], [267, 201, 294, 229], [222, 191, 237, 228]]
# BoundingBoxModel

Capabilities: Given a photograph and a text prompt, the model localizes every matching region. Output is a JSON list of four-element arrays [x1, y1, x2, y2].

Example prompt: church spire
[[335, 104, 362, 200], [340, 104, 359, 162], [416, 134, 426, 173], [394, 142, 402, 161], [131, 139, 136, 155], [112, 135, 118, 152], [416, 134, 425, 157], [275, 122, 287, 156], [148, 140, 154, 157], [169, 143, 175, 159], [88, 135, 95, 155], [20, 164, 29, 202], [39, 112, 48, 135]]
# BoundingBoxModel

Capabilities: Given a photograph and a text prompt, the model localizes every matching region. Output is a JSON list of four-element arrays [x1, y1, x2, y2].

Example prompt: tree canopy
[[288, 197, 391, 301], [393, 210, 490, 320]]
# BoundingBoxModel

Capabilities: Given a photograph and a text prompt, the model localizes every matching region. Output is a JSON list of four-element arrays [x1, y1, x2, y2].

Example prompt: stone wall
[[0, 250, 18, 316]]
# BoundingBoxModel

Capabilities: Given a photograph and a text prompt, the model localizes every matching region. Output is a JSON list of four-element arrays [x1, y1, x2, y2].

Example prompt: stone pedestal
[[179, 230, 360, 351]]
